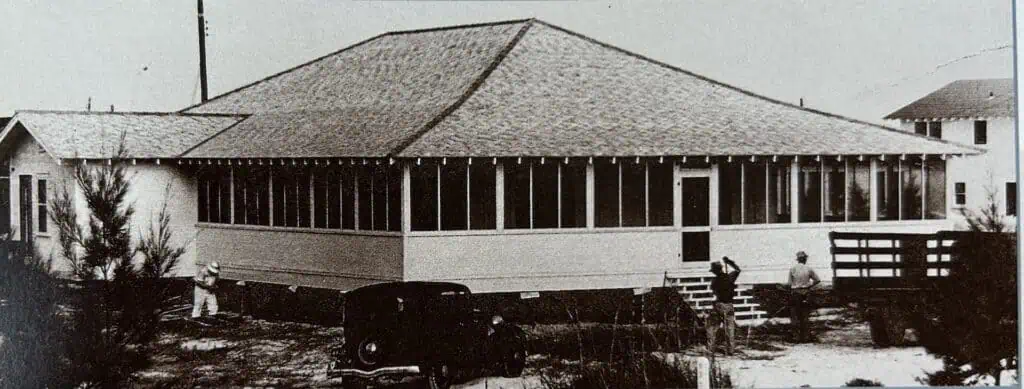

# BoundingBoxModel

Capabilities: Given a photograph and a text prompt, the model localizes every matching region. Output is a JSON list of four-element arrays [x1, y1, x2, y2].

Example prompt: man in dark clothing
[[707, 256, 741, 355], [788, 250, 821, 343]]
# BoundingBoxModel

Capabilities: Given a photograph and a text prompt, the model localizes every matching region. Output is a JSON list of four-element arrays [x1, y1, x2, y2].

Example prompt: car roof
[[345, 281, 471, 301]]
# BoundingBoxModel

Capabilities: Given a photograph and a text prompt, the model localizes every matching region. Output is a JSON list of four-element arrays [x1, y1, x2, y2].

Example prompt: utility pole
[[197, 0, 209, 102]]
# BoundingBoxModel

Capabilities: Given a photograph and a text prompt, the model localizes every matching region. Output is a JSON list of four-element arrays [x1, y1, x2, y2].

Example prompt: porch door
[[19, 175, 32, 244], [681, 175, 710, 262]]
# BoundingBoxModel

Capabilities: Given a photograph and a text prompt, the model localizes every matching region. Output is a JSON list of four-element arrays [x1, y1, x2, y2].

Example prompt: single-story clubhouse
[[1, 19, 980, 296]]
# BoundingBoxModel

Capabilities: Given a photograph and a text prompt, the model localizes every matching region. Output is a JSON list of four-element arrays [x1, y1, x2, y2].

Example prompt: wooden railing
[[827, 231, 973, 292]]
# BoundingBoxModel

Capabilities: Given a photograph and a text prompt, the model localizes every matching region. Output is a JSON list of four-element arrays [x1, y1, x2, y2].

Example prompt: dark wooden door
[[19, 175, 31, 244]]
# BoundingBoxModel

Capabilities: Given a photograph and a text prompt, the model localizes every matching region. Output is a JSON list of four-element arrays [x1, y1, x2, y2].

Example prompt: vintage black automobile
[[326, 281, 527, 389]]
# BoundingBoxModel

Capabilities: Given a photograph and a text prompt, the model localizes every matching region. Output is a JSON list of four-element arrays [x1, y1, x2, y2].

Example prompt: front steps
[[665, 275, 768, 326]]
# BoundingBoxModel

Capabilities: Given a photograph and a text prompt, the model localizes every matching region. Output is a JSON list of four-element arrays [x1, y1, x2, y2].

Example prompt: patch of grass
[[538, 353, 732, 389], [526, 322, 697, 362]]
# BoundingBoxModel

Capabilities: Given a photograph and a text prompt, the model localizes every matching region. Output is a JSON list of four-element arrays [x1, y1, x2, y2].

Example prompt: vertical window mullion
[[819, 159, 825, 222], [897, 159, 903, 220], [529, 163, 534, 229], [920, 158, 926, 218]]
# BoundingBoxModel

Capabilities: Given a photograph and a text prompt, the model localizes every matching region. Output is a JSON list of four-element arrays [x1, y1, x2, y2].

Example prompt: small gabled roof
[[885, 78, 1015, 121], [0, 111, 245, 160], [181, 19, 981, 159]]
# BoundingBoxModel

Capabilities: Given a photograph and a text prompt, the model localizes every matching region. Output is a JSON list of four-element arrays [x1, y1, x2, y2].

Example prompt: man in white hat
[[192, 261, 221, 319], [788, 251, 820, 343]]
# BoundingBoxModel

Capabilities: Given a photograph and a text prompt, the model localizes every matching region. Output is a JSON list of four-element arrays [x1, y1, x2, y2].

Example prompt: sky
[[0, 1, 1014, 125]]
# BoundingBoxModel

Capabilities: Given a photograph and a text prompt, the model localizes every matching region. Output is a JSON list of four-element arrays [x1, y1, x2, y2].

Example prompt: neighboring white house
[[0, 111, 244, 277], [885, 79, 1017, 226]]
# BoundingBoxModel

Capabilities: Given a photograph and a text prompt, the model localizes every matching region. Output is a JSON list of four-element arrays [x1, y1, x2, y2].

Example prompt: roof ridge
[[528, 20, 932, 138], [384, 18, 534, 36], [883, 78, 1015, 120], [389, 20, 535, 156], [178, 32, 389, 114], [17, 109, 243, 117], [178, 115, 251, 157], [179, 18, 536, 114]]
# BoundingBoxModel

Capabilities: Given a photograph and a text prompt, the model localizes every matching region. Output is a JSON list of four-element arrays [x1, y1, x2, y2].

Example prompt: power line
[[851, 43, 1011, 100]]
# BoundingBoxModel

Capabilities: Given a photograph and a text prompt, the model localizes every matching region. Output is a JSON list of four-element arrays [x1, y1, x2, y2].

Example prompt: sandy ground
[[137, 310, 1015, 388]]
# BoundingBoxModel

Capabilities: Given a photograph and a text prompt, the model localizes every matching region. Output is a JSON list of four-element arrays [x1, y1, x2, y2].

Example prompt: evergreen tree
[[48, 138, 186, 388], [914, 185, 1017, 385]]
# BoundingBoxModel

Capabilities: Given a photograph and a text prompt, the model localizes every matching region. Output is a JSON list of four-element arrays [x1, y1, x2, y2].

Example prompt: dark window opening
[[357, 167, 372, 230], [928, 122, 942, 139], [954, 182, 966, 206], [924, 160, 945, 220], [743, 162, 767, 224], [718, 163, 742, 225], [974, 121, 988, 145], [914, 122, 927, 135], [372, 167, 388, 230], [440, 164, 467, 231], [218, 173, 231, 224], [197, 172, 209, 223], [876, 160, 899, 221], [647, 163, 673, 226], [342, 167, 356, 229], [37, 179, 47, 233], [296, 170, 311, 228], [234, 169, 247, 225], [798, 161, 821, 223], [823, 160, 846, 222], [1006, 182, 1017, 216], [901, 160, 923, 220], [504, 163, 531, 229], [469, 164, 496, 230], [272, 169, 286, 226], [560, 164, 587, 228], [410, 164, 438, 231], [620, 163, 646, 227], [767, 161, 791, 223], [532, 164, 559, 229], [387, 165, 401, 232], [848, 160, 871, 221], [594, 162, 620, 227]]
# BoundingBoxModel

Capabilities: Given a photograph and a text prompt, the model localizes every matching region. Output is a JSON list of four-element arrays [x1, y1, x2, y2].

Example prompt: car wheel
[[501, 341, 527, 378], [425, 363, 453, 389]]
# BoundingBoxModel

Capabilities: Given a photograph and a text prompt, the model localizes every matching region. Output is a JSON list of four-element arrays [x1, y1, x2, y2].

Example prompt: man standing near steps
[[788, 251, 821, 343], [707, 256, 741, 355]]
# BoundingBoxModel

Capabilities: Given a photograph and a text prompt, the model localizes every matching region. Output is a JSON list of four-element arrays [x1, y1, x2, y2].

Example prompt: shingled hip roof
[[0, 111, 245, 159], [885, 78, 1015, 121], [182, 19, 981, 159]]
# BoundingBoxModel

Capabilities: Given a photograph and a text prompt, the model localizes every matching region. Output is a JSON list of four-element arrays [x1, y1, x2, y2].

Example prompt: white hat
[[207, 262, 220, 275]]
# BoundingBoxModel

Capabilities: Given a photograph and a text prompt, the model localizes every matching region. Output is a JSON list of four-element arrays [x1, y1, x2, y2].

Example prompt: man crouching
[[192, 262, 220, 319]]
